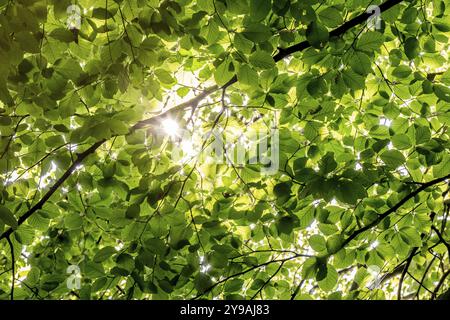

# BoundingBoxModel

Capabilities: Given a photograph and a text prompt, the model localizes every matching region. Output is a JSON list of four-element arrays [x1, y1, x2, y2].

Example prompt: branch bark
[[6, 236, 15, 300], [339, 174, 450, 251], [431, 225, 450, 263], [0, 140, 105, 241], [192, 254, 302, 300], [432, 269, 450, 300], [397, 248, 418, 300], [273, 0, 404, 61], [226, 0, 405, 88]]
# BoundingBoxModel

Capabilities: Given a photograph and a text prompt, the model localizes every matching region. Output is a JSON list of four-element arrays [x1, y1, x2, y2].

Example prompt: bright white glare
[[397, 166, 408, 176], [39, 161, 58, 189], [283, 56, 293, 64], [199, 255, 211, 273], [369, 240, 379, 249], [162, 118, 179, 138], [17, 265, 31, 281], [67, 144, 78, 152], [312, 200, 321, 207], [5, 171, 19, 185], [181, 140, 196, 158], [400, 99, 413, 108], [305, 221, 319, 234], [379, 118, 391, 127]]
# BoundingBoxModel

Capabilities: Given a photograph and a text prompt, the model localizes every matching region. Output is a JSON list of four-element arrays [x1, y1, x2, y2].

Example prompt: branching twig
[[6, 236, 15, 301], [397, 248, 418, 300]]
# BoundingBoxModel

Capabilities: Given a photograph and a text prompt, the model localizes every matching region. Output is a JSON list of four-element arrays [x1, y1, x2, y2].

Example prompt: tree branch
[[6, 236, 15, 301], [273, 0, 404, 61], [339, 174, 450, 251], [0, 140, 105, 241], [192, 254, 303, 300], [130, 85, 219, 131], [397, 248, 418, 300], [250, 261, 285, 300], [431, 225, 450, 263], [431, 269, 450, 300]]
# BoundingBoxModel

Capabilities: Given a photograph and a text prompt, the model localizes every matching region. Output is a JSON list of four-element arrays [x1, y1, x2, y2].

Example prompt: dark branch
[[0, 140, 105, 241], [250, 261, 285, 300], [192, 254, 303, 300], [273, 0, 404, 61], [398, 248, 418, 300], [6, 236, 15, 301], [339, 173, 450, 251], [432, 269, 450, 300], [431, 225, 450, 263]]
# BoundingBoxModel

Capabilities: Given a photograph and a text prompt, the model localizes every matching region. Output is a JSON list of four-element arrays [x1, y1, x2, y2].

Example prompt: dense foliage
[[0, 0, 449, 300]]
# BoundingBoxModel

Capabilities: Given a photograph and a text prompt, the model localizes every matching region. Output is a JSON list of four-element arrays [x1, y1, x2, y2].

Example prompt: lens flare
[[161, 118, 179, 138]]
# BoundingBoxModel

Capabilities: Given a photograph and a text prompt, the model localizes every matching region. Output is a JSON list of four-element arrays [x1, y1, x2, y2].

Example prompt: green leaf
[[205, 20, 221, 44], [335, 180, 367, 205], [107, 119, 129, 136], [0, 116, 12, 126], [306, 21, 329, 49], [318, 265, 338, 291], [319, 152, 337, 175], [249, 50, 275, 70], [392, 65, 412, 78], [404, 37, 420, 60], [433, 154, 450, 178], [273, 182, 291, 204], [224, 279, 244, 293], [237, 64, 259, 86], [64, 213, 83, 230], [276, 216, 297, 234], [349, 52, 373, 75], [249, 0, 271, 21], [433, 84, 450, 102], [415, 126, 431, 145], [326, 235, 343, 254], [155, 69, 176, 85], [307, 77, 327, 97], [342, 69, 365, 90], [93, 246, 117, 263], [309, 235, 327, 252], [318, 7, 343, 28], [49, 28, 76, 42], [392, 134, 412, 150], [126, 204, 141, 219], [194, 273, 213, 293], [356, 31, 384, 52], [234, 33, 254, 54], [302, 257, 318, 279], [214, 58, 235, 86], [0, 206, 18, 229], [242, 23, 272, 43], [380, 150, 406, 168], [399, 227, 422, 247], [304, 121, 322, 141], [45, 135, 65, 148]]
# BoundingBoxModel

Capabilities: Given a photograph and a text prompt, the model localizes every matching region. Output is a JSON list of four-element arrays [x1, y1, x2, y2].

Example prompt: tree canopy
[[0, 0, 449, 300]]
